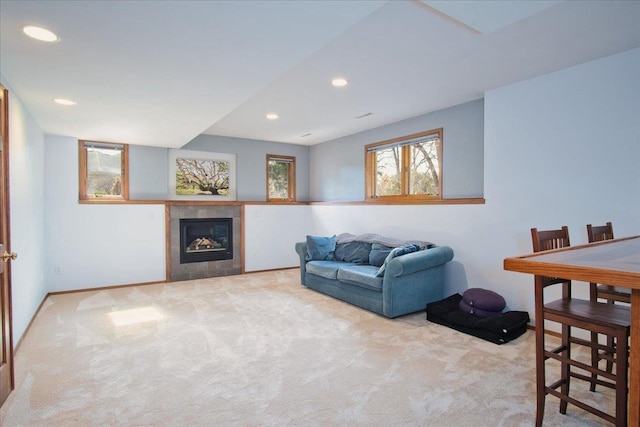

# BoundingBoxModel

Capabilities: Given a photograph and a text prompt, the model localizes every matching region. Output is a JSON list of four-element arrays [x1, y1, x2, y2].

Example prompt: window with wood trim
[[267, 154, 295, 201], [365, 128, 442, 202], [79, 140, 129, 201]]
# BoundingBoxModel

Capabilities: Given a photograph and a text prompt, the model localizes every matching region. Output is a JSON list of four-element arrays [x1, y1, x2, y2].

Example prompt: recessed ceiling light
[[54, 98, 77, 106], [22, 25, 59, 42], [331, 78, 348, 87], [266, 113, 279, 120]]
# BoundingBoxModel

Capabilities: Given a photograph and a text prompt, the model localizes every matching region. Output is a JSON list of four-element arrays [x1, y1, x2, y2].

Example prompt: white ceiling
[[1, 0, 639, 149]]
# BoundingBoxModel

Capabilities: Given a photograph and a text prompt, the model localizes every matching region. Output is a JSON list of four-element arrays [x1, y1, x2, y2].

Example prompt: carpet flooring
[[0, 269, 617, 426]]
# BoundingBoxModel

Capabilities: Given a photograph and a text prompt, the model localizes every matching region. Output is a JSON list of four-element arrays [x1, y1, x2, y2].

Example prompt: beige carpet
[[1, 269, 617, 426]]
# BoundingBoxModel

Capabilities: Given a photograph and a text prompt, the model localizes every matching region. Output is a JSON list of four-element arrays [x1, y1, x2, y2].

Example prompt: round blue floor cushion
[[462, 288, 506, 312], [458, 299, 502, 318]]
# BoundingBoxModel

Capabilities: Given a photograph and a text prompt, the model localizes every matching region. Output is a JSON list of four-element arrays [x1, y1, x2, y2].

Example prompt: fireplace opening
[[180, 218, 233, 264]]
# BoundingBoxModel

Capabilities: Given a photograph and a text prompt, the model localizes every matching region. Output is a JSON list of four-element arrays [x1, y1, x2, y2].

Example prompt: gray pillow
[[335, 241, 372, 264], [369, 244, 392, 267], [305, 235, 336, 261], [375, 244, 421, 277]]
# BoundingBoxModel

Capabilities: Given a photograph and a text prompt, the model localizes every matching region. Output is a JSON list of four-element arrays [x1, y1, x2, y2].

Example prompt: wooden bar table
[[504, 236, 640, 426]]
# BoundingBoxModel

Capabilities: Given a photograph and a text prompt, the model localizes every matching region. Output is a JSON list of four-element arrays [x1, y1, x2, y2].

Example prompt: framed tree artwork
[[168, 149, 237, 201]]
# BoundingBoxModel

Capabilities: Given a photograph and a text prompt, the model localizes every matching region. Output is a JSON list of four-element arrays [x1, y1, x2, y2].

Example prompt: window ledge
[[309, 198, 485, 206], [79, 199, 165, 205], [78, 198, 485, 206]]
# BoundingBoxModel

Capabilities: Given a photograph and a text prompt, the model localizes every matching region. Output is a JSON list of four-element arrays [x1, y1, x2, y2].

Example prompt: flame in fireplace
[[188, 237, 222, 251]]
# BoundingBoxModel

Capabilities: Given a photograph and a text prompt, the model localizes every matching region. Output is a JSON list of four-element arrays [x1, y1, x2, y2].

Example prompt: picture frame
[[168, 149, 237, 201]]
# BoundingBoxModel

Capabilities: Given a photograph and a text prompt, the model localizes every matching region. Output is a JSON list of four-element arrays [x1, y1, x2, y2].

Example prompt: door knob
[[1, 251, 17, 262]]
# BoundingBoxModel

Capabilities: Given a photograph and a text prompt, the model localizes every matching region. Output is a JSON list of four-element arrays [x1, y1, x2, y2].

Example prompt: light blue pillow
[[305, 235, 337, 261], [375, 244, 421, 277]]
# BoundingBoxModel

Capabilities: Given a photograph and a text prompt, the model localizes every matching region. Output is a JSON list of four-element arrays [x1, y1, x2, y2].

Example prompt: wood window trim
[[365, 128, 443, 203], [79, 140, 129, 202], [266, 154, 296, 202]]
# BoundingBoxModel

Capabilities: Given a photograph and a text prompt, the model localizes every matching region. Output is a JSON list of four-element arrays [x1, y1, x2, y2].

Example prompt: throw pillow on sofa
[[335, 241, 372, 264], [369, 243, 393, 267], [305, 235, 337, 261], [375, 244, 421, 277]]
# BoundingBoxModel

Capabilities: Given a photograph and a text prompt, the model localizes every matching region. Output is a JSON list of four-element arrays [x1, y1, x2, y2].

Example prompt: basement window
[[365, 128, 442, 202], [79, 140, 129, 201], [267, 154, 296, 202]]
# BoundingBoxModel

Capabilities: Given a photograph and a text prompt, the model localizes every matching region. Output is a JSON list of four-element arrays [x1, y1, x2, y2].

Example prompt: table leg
[[630, 289, 640, 426]]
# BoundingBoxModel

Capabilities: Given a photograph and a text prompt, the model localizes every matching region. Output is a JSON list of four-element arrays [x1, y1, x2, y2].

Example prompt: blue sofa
[[295, 235, 454, 318]]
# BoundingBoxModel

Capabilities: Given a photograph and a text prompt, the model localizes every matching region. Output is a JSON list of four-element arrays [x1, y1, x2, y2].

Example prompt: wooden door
[[0, 84, 14, 406]]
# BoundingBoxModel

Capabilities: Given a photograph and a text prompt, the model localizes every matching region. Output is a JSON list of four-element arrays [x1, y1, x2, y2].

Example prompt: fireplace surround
[[169, 204, 241, 281]]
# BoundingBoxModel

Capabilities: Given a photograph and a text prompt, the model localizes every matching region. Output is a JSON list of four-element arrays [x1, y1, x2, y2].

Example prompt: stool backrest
[[531, 226, 570, 252], [586, 222, 614, 243], [531, 226, 571, 297]]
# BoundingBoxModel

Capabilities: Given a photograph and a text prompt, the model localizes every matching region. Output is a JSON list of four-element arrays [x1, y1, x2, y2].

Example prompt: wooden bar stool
[[531, 226, 630, 426], [587, 222, 631, 391], [588, 222, 632, 305]]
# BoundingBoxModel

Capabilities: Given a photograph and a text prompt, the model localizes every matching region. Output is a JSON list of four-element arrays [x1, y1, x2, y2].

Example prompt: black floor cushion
[[426, 293, 530, 344]]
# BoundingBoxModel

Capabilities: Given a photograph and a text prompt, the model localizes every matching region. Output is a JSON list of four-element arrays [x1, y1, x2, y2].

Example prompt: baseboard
[[242, 266, 298, 275], [48, 279, 169, 296], [13, 293, 49, 354], [525, 323, 563, 339]]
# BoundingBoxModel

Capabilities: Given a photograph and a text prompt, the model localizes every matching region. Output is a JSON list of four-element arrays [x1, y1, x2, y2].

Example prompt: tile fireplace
[[169, 204, 241, 281]]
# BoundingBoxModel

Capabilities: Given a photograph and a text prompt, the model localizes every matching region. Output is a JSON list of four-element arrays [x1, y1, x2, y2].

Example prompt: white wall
[[2, 76, 47, 344], [243, 204, 313, 271], [44, 136, 166, 292], [129, 144, 168, 200], [482, 48, 640, 318]]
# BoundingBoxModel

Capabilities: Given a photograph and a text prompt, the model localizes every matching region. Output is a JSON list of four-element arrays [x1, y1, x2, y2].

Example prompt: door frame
[[0, 84, 14, 406]]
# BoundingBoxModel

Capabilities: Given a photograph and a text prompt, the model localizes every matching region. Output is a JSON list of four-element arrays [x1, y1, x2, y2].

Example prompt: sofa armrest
[[382, 245, 454, 317], [384, 246, 454, 278], [295, 241, 306, 257], [295, 242, 308, 285]]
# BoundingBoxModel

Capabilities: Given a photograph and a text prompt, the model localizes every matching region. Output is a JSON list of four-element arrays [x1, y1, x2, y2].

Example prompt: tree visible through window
[[365, 128, 442, 201], [79, 140, 129, 201], [267, 154, 295, 201]]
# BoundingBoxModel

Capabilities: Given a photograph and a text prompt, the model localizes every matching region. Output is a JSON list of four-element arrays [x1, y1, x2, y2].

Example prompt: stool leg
[[615, 329, 628, 427], [535, 323, 545, 427], [590, 330, 599, 392], [559, 323, 570, 414], [606, 299, 616, 376], [606, 334, 615, 374]]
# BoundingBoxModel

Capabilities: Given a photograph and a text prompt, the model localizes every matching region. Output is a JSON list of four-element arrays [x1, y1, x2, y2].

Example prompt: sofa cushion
[[462, 288, 506, 312], [375, 244, 422, 277], [305, 235, 336, 261], [335, 241, 372, 264], [306, 260, 346, 280], [337, 265, 383, 291], [369, 243, 393, 267]]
